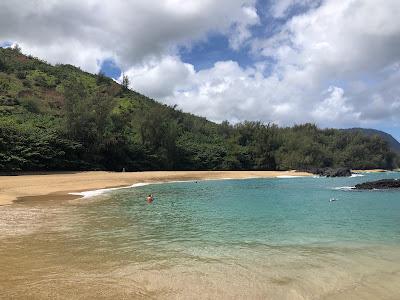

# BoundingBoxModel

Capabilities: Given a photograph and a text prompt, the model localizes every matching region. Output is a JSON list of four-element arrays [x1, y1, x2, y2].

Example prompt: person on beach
[[146, 194, 154, 204]]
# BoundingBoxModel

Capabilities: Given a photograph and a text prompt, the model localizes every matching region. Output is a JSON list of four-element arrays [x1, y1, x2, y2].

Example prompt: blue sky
[[1, 0, 400, 140], [101, 59, 121, 79]]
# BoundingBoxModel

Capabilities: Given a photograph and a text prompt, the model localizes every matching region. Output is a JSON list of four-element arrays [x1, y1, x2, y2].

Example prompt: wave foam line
[[351, 174, 365, 177], [69, 183, 150, 199], [333, 186, 355, 191]]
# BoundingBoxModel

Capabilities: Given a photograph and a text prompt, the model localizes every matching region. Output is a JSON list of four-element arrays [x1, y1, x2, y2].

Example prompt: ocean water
[[1, 173, 400, 299]]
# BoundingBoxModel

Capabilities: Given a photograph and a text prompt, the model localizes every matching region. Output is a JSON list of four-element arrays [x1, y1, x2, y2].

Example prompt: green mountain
[[0, 47, 398, 171], [343, 128, 400, 153]]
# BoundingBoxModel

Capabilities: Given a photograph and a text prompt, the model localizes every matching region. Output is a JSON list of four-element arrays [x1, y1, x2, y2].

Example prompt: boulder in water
[[354, 179, 400, 190]]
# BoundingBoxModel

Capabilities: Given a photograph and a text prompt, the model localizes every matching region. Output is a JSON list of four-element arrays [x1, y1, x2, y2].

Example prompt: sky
[[1, 0, 400, 140]]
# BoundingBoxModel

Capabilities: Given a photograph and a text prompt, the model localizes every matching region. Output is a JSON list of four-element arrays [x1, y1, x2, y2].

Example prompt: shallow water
[[1, 173, 400, 299]]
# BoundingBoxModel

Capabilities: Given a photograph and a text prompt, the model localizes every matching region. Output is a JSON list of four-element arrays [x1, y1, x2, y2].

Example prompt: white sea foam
[[333, 186, 355, 191], [351, 174, 365, 177], [69, 182, 150, 199]]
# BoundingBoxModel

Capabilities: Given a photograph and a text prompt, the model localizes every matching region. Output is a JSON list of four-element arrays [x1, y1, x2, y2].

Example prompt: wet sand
[[0, 170, 311, 205]]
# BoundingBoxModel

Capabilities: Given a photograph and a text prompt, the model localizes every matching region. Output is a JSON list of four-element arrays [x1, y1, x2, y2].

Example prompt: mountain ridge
[[342, 128, 400, 153]]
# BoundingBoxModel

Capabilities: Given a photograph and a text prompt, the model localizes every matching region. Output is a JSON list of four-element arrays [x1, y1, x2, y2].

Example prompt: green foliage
[[96, 71, 110, 85], [0, 78, 10, 93], [0, 116, 84, 171], [122, 74, 129, 90], [16, 70, 27, 79], [64, 79, 115, 147], [0, 47, 398, 172], [138, 105, 183, 169], [19, 98, 41, 113], [0, 56, 7, 72], [29, 70, 57, 88]]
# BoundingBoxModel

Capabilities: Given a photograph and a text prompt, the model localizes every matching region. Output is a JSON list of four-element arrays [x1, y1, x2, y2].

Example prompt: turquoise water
[[1, 173, 400, 299], [113, 173, 400, 247]]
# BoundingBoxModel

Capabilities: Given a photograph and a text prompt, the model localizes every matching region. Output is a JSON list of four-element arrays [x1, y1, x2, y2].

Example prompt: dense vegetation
[[343, 128, 400, 153], [0, 47, 398, 172]]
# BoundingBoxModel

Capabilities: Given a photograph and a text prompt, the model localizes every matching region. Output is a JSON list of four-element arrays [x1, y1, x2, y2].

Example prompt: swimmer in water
[[146, 194, 154, 203]]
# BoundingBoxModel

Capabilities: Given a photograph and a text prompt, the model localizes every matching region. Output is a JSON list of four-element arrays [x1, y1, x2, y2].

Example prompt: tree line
[[0, 47, 398, 172]]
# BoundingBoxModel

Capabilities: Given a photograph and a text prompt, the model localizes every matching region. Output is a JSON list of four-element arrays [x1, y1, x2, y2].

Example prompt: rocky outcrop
[[298, 167, 352, 177], [355, 179, 400, 190]]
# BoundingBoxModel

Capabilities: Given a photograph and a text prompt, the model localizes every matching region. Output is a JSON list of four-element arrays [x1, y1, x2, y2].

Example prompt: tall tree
[[122, 73, 130, 90]]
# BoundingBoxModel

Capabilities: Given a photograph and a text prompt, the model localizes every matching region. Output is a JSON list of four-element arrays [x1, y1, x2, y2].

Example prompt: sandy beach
[[1, 169, 399, 299], [0, 170, 312, 206], [352, 169, 388, 173]]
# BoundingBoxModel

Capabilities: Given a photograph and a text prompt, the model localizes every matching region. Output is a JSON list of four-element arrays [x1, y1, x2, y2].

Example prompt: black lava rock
[[354, 179, 400, 190], [298, 167, 352, 177]]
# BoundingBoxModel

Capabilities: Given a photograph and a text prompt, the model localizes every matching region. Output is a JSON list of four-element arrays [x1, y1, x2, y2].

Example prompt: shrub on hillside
[[20, 98, 41, 113], [0, 78, 10, 93], [16, 71, 27, 79], [0, 57, 8, 72]]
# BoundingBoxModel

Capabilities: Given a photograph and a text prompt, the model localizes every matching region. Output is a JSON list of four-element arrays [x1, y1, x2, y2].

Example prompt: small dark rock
[[355, 179, 400, 190]]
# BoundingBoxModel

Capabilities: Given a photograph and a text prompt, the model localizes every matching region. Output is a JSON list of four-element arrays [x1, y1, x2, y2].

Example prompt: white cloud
[[125, 57, 310, 124], [311, 86, 360, 125], [228, 6, 260, 50], [20, 41, 110, 73], [249, 0, 400, 127], [125, 0, 400, 128], [0, 0, 257, 72], [261, 0, 400, 78], [357, 66, 400, 124], [122, 56, 194, 99]]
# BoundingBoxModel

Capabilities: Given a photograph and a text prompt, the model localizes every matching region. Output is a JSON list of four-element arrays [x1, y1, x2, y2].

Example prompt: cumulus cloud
[[124, 0, 400, 128], [122, 56, 194, 99], [125, 57, 311, 124], [311, 86, 360, 125], [356, 65, 400, 124], [250, 0, 400, 127], [228, 6, 260, 50], [0, 0, 256, 72]]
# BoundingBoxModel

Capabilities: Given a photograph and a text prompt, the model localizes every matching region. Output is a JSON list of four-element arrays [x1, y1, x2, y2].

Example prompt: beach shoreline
[[351, 169, 388, 173], [2, 169, 400, 299], [0, 170, 313, 206]]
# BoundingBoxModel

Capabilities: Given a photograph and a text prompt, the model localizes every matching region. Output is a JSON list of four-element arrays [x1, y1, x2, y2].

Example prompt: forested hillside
[[343, 128, 400, 153], [0, 47, 398, 172]]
